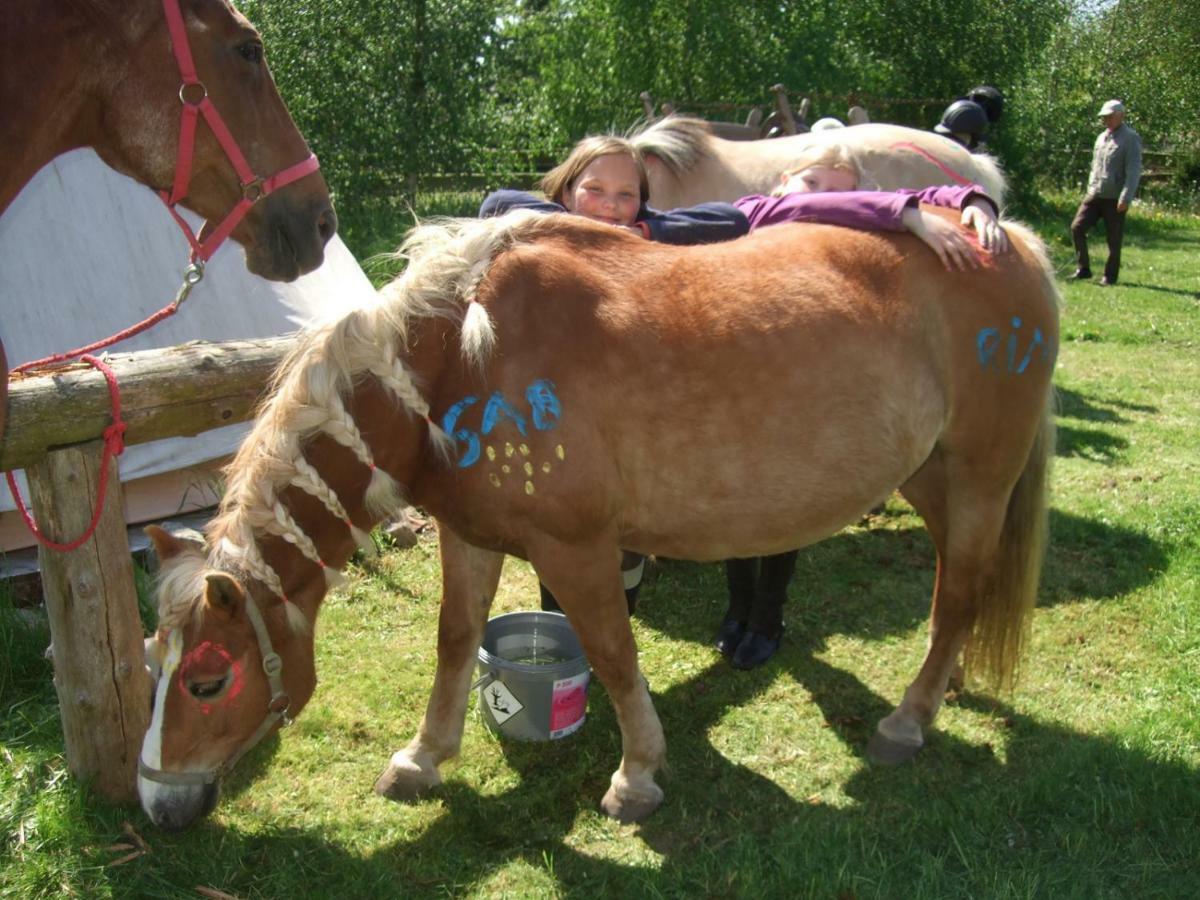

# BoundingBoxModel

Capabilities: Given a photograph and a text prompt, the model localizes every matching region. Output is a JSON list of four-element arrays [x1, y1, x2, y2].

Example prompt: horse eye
[[238, 41, 264, 64], [189, 675, 229, 700]]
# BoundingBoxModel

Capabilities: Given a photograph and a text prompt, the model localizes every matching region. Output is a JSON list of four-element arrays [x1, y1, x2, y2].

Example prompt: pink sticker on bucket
[[549, 672, 590, 738]]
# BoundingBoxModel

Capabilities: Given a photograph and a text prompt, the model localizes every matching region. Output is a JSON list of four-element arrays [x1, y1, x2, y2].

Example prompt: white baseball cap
[[1098, 99, 1125, 116]]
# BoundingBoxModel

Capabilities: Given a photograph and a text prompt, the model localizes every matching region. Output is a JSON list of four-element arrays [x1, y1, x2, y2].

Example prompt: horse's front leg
[[375, 524, 503, 802], [532, 536, 666, 823]]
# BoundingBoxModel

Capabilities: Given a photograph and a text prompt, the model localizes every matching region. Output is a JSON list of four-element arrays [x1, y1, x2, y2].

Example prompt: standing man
[[1071, 99, 1143, 286]]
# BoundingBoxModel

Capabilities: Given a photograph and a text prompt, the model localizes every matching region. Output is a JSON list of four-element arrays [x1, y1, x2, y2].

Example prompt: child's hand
[[901, 207, 981, 271], [961, 200, 1009, 254]]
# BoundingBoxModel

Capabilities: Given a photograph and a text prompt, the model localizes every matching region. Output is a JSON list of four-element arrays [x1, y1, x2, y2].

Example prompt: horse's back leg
[[375, 523, 503, 802], [531, 535, 666, 823], [872, 451, 1011, 762], [878, 388, 1052, 764]]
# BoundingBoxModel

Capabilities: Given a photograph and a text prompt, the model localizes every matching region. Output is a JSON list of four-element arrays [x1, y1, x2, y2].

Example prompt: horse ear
[[145, 524, 189, 561], [204, 573, 246, 623]]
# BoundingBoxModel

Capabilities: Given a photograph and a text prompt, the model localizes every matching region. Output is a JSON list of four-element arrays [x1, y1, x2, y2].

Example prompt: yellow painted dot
[[523, 461, 533, 476], [488, 473, 502, 487], [486, 445, 496, 461], [541, 461, 552, 474], [524, 481, 535, 495], [555, 444, 565, 460], [501, 464, 511, 474], [504, 443, 514, 458], [519, 444, 531, 456]]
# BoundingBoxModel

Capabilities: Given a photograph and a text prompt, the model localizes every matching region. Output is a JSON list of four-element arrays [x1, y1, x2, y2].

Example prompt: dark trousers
[[724, 550, 798, 637], [1071, 196, 1126, 282]]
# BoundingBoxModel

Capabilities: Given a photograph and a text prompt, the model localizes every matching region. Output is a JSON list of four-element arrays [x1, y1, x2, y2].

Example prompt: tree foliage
[[238, 0, 1197, 250]]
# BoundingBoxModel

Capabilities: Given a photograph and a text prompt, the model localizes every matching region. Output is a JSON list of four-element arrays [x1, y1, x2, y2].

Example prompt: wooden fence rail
[[2, 335, 294, 803]]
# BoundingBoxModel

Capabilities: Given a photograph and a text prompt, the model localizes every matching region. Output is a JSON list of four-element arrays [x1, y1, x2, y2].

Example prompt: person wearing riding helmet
[[479, 134, 1008, 639], [967, 85, 1005, 124], [934, 98, 990, 152]]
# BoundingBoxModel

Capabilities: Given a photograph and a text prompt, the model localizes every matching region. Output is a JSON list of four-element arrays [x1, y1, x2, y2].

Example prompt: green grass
[[2, 198, 1198, 898]]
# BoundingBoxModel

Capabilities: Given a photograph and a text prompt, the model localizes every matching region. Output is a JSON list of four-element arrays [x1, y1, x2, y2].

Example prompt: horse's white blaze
[[138, 629, 183, 807]]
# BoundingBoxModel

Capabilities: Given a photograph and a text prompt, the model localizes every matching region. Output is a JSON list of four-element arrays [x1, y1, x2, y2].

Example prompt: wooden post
[[26, 439, 150, 804]]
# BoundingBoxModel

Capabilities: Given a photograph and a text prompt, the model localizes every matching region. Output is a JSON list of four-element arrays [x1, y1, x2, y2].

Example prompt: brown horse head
[[9, 0, 336, 281], [138, 525, 319, 831]]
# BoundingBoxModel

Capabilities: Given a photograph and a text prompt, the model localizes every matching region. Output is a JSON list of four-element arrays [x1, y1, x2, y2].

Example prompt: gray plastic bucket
[[476, 611, 591, 741]]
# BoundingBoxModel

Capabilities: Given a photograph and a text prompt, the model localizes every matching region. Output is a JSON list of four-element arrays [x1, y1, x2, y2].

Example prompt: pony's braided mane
[[155, 209, 550, 633], [629, 115, 714, 178]]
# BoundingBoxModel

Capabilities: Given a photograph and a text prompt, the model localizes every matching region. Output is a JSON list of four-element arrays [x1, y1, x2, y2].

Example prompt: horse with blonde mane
[[632, 116, 1008, 209], [140, 206, 1058, 830]]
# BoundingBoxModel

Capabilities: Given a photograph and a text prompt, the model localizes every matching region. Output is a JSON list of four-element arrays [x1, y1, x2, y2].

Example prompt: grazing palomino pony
[[140, 208, 1058, 829], [0, 0, 336, 440], [631, 115, 1008, 209]]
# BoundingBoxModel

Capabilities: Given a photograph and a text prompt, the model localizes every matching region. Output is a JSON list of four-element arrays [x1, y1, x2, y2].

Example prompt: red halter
[[158, 0, 320, 265]]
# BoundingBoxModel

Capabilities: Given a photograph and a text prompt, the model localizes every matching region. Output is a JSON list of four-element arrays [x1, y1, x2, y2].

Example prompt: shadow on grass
[[1042, 508, 1168, 607], [635, 505, 1164, 650], [1056, 386, 1157, 422], [127, 651, 1197, 897], [1115, 280, 1200, 300], [1055, 423, 1128, 460], [1054, 385, 1158, 461], [87, 514, 1182, 897], [26, 507, 1178, 894]]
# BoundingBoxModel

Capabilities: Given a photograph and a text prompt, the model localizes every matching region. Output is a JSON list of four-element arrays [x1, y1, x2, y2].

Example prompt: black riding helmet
[[967, 85, 1005, 123], [934, 99, 989, 149]]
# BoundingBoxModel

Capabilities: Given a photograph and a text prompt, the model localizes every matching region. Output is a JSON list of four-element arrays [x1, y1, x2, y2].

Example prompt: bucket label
[[482, 680, 524, 725], [549, 671, 590, 739]]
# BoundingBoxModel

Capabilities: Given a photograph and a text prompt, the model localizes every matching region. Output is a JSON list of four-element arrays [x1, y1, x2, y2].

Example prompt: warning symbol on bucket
[[484, 680, 524, 725]]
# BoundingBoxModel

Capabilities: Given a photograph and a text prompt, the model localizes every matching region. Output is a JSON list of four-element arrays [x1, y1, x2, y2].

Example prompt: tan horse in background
[[140, 208, 1058, 830], [631, 116, 1008, 208]]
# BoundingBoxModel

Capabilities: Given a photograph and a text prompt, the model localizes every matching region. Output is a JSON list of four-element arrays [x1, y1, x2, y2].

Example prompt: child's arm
[[639, 202, 750, 244], [479, 189, 565, 218], [735, 191, 914, 232], [899, 185, 1008, 254]]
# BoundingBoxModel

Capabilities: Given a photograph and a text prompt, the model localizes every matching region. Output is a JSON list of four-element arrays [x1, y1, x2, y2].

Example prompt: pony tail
[[964, 385, 1054, 690]]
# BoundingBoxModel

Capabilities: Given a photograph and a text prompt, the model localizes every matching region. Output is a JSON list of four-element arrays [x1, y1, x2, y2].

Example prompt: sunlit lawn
[[2, 197, 1197, 898]]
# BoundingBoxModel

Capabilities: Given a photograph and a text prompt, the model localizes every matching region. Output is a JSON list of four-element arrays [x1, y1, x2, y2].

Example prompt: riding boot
[[717, 557, 759, 656], [732, 550, 797, 669]]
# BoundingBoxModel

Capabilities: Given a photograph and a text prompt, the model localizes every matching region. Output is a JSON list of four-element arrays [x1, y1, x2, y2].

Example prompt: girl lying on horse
[[480, 133, 1009, 667]]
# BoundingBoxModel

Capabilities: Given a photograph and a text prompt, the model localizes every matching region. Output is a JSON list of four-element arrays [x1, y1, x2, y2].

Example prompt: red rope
[[5, 355, 127, 552], [13, 302, 180, 374]]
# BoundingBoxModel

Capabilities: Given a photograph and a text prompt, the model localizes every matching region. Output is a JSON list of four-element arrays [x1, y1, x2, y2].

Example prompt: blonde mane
[[154, 209, 551, 631], [629, 116, 714, 178]]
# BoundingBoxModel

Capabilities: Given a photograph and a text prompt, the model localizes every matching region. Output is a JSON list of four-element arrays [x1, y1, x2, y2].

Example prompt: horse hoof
[[866, 730, 923, 765], [600, 781, 664, 823], [373, 753, 440, 802]]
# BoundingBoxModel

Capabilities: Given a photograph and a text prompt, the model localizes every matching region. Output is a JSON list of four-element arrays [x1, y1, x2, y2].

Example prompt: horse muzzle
[[242, 192, 337, 282], [138, 764, 220, 831]]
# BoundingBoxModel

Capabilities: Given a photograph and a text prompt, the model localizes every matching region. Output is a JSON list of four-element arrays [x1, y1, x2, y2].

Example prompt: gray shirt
[[1087, 123, 1143, 206]]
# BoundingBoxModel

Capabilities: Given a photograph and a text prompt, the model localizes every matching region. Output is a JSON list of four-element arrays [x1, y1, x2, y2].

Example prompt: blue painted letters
[[442, 379, 563, 468], [976, 317, 1054, 374]]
